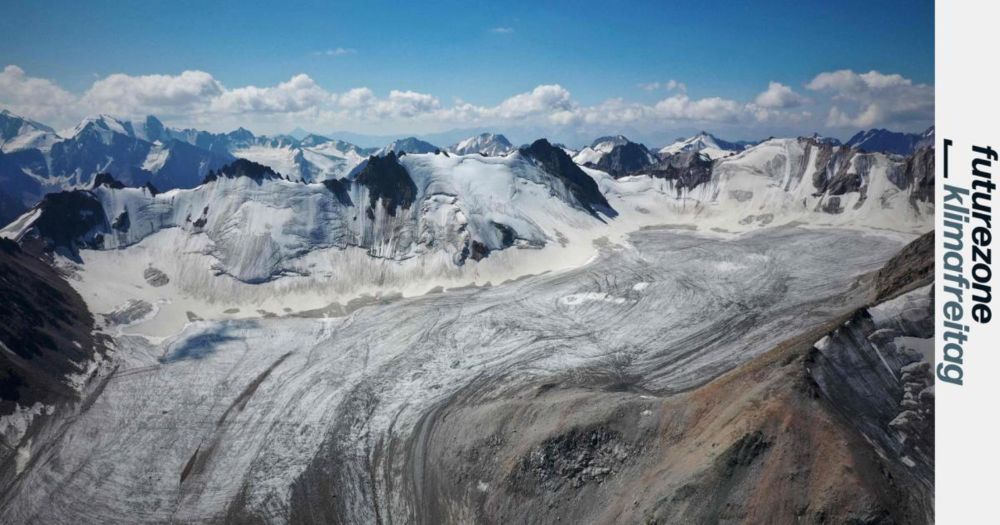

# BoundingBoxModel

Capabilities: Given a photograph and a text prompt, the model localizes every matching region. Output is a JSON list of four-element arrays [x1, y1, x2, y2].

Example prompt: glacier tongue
[[0, 225, 911, 523]]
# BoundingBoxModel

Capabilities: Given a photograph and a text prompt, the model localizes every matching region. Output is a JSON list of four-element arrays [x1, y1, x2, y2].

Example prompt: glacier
[[0, 126, 935, 523]]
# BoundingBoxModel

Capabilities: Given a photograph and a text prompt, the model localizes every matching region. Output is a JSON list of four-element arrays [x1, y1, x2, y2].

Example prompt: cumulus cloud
[[211, 74, 329, 114], [656, 94, 744, 122], [490, 27, 514, 34], [374, 90, 441, 118], [493, 84, 575, 119], [82, 70, 223, 117], [0, 64, 933, 137], [806, 69, 932, 129], [754, 82, 805, 109], [0, 65, 78, 121]]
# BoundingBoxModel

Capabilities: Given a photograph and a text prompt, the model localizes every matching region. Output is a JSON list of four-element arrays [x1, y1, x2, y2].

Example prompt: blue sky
[[0, 0, 934, 145]]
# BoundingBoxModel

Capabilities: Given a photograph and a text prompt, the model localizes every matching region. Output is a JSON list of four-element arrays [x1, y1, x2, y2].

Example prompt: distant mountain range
[[845, 127, 935, 155], [0, 108, 936, 225]]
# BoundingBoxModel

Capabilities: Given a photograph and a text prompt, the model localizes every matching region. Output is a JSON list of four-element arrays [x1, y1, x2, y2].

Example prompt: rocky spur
[[939, 144, 997, 385]]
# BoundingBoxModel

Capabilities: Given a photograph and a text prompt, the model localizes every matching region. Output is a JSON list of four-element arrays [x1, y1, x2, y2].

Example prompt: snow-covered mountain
[[0, 113, 235, 202], [0, 112, 389, 206], [375, 136, 440, 156], [571, 135, 658, 177], [126, 117, 371, 182], [804, 132, 842, 146], [449, 133, 514, 156], [227, 133, 372, 183], [0, 110, 59, 153], [845, 127, 935, 155], [3, 141, 613, 307], [0, 150, 43, 224], [657, 131, 752, 160], [5, 135, 933, 297]]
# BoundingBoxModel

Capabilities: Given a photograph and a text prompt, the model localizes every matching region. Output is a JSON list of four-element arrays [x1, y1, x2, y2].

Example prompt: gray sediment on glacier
[[0, 225, 935, 523]]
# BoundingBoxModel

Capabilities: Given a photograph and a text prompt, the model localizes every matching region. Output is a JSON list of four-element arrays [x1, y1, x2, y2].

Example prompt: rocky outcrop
[[519, 139, 615, 216], [0, 239, 104, 416], [639, 150, 714, 190], [30, 191, 108, 255], [91, 172, 125, 190], [354, 152, 418, 216], [902, 147, 935, 204], [202, 158, 284, 185], [585, 142, 657, 178], [874, 230, 933, 301]]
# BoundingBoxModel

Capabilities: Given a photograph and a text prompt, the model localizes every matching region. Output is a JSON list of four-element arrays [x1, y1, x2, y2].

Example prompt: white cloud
[[807, 69, 932, 129], [314, 47, 356, 57], [82, 70, 223, 117], [374, 90, 441, 118], [490, 27, 514, 34], [806, 69, 911, 93], [0, 65, 78, 121], [637, 79, 686, 92], [211, 74, 329, 114], [654, 94, 744, 122], [493, 84, 575, 119], [0, 64, 933, 138], [754, 82, 805, 109], [336, 87, 377, 109]]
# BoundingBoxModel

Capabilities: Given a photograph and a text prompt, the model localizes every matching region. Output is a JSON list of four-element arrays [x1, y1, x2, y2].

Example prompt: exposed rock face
[[321, 177, 354, 206], [572, 136, 658, 178], [202, 158, 284, 185], [874, 230, 933, 301], [639, 150, 714, 190], [585, 142, 657, 178], [901, 146, 935, 205], [0, 239, 103, 417], [91, 172, 125, 190], [806, 286, 934, 523], [30, 191, 108, 254], [519, 139, 614, 216], [807, 140, 867, 197], [354, 152, 418, 215]]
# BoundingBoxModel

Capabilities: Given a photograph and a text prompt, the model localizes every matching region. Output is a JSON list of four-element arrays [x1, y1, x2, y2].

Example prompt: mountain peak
[[590, 135, 631, 148], [202, 158, 283, 185], [91, 173, 126, 190], [450, 132, 514, 156], [657, 132, 751, 160], [520, 139, 614, 217], [299, 133, 331, 147], [378, 136, 438, 156]]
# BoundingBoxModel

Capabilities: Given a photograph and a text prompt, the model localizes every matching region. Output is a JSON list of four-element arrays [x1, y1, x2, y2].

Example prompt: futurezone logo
[[940, 139, 995, 386]]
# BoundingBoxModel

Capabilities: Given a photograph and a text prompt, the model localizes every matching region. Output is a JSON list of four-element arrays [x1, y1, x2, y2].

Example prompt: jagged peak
[[91, 173, 125, 190], [202, 158, 283, 185]]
